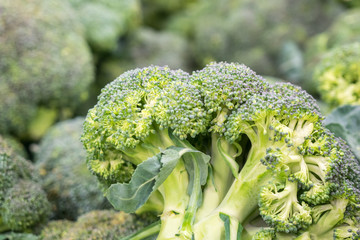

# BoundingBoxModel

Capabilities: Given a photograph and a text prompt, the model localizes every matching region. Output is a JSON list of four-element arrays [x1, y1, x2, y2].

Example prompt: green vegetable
[[82, 62, 360, 239], [40, 210, 158, 240], [35, 118, 109, 220], [313, 43, 360, 108], [0, 0, 94, 140], [67, 0, 141, 52], [0, 136, 50, 232], [324, 105, 360, 160]]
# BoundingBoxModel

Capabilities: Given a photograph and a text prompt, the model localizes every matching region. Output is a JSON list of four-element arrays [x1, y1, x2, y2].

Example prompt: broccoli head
[[0, 0, 94, 139], [40, 210, 159, 240], [0, 136, 50, 233], [82, 62, 360, 239], [35, 118, 109, 220], [313, 42, 360, 107]]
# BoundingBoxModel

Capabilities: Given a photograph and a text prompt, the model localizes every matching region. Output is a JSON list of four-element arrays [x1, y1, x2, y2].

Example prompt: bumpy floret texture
[[314, 42, 360, 107], [82, 62, 360, 239], [0, 136, 50, 232], [0, 0, 94, 138], [40, 210, 158, 240], [35, 118, 109, 220]]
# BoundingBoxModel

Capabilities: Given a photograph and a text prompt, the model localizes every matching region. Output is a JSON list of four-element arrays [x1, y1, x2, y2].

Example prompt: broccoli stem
[[307, 198, 349, 237], [192, 146, 272, 239], [196, 133, 236, 220], [157, 161, 190, 240], [122, 220, 161, 240], [178, 153, 203, 239]]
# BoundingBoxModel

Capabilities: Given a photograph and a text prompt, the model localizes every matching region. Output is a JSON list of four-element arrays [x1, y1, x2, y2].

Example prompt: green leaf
[[236, 223, 243, 240], [106, 154, 162, 213], [106, 146, 210, 213], [219, 213, 231, 240], [324, 105, 360, 160]]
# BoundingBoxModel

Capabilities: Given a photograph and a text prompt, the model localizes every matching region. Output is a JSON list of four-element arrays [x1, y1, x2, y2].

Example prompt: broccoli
[[40, 210, 159, 240], [0, 0, 94, 140], [34, 118, 109, 220], [0, 136, 51, 232], [82, 62, 360, 239], [303, 9, 360, 95], [313, 42, 360, 108], [66, 0, 141, 53], [167, 0, 343, 76]]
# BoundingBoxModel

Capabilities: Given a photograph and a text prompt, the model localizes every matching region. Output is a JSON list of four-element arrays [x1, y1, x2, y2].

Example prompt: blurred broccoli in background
[[127, 28, 191, 72], [141, 0, 197, 30], [40, 210, 159, 240], [0, 0, 94, 140], [0, 136, 50, 232], [303, 9, 360, 94], [337, 0, 360, 8], [313, 42, 360, 108], [67, 0, 141, 53], [34, 118, 109, 220], [168, 0, 343, 76]]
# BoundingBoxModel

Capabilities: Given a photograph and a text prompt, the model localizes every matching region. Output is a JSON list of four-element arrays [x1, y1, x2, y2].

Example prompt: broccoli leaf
[[324, 105, 360, 160], [106, 146, 210, 213]]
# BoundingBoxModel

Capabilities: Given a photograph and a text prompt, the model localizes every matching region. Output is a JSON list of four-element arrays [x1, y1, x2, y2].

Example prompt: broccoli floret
[[313, 42, 360, 108], [0, 136, 51, 233], [0, 0, 94, 139], [40, 210, 159, 240], [82, 62, 360, 239], [67, 0, 141, 52], [34, 118, 109, 220]]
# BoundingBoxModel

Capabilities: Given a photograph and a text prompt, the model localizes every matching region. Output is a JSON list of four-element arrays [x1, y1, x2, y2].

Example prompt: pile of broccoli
[[82, 62, 360, 239]]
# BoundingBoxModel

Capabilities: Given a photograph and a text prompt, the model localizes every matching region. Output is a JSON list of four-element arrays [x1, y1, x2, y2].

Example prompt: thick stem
[[193, 146, 272, 240], [196, 133, 235, 220], [157, 161, 190, 240], [178, 153, 202, 239]]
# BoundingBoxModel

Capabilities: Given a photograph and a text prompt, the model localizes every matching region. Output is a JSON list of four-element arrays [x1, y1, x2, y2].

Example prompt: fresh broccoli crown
[[35, 118, 109, 220], [82, 66, 208, 184], [0, 0, 94, 136], [81, 62, 360, 239], [314, 42, 360, 107], [2, 180, 50, 231], [259, 179, 312, 233]]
